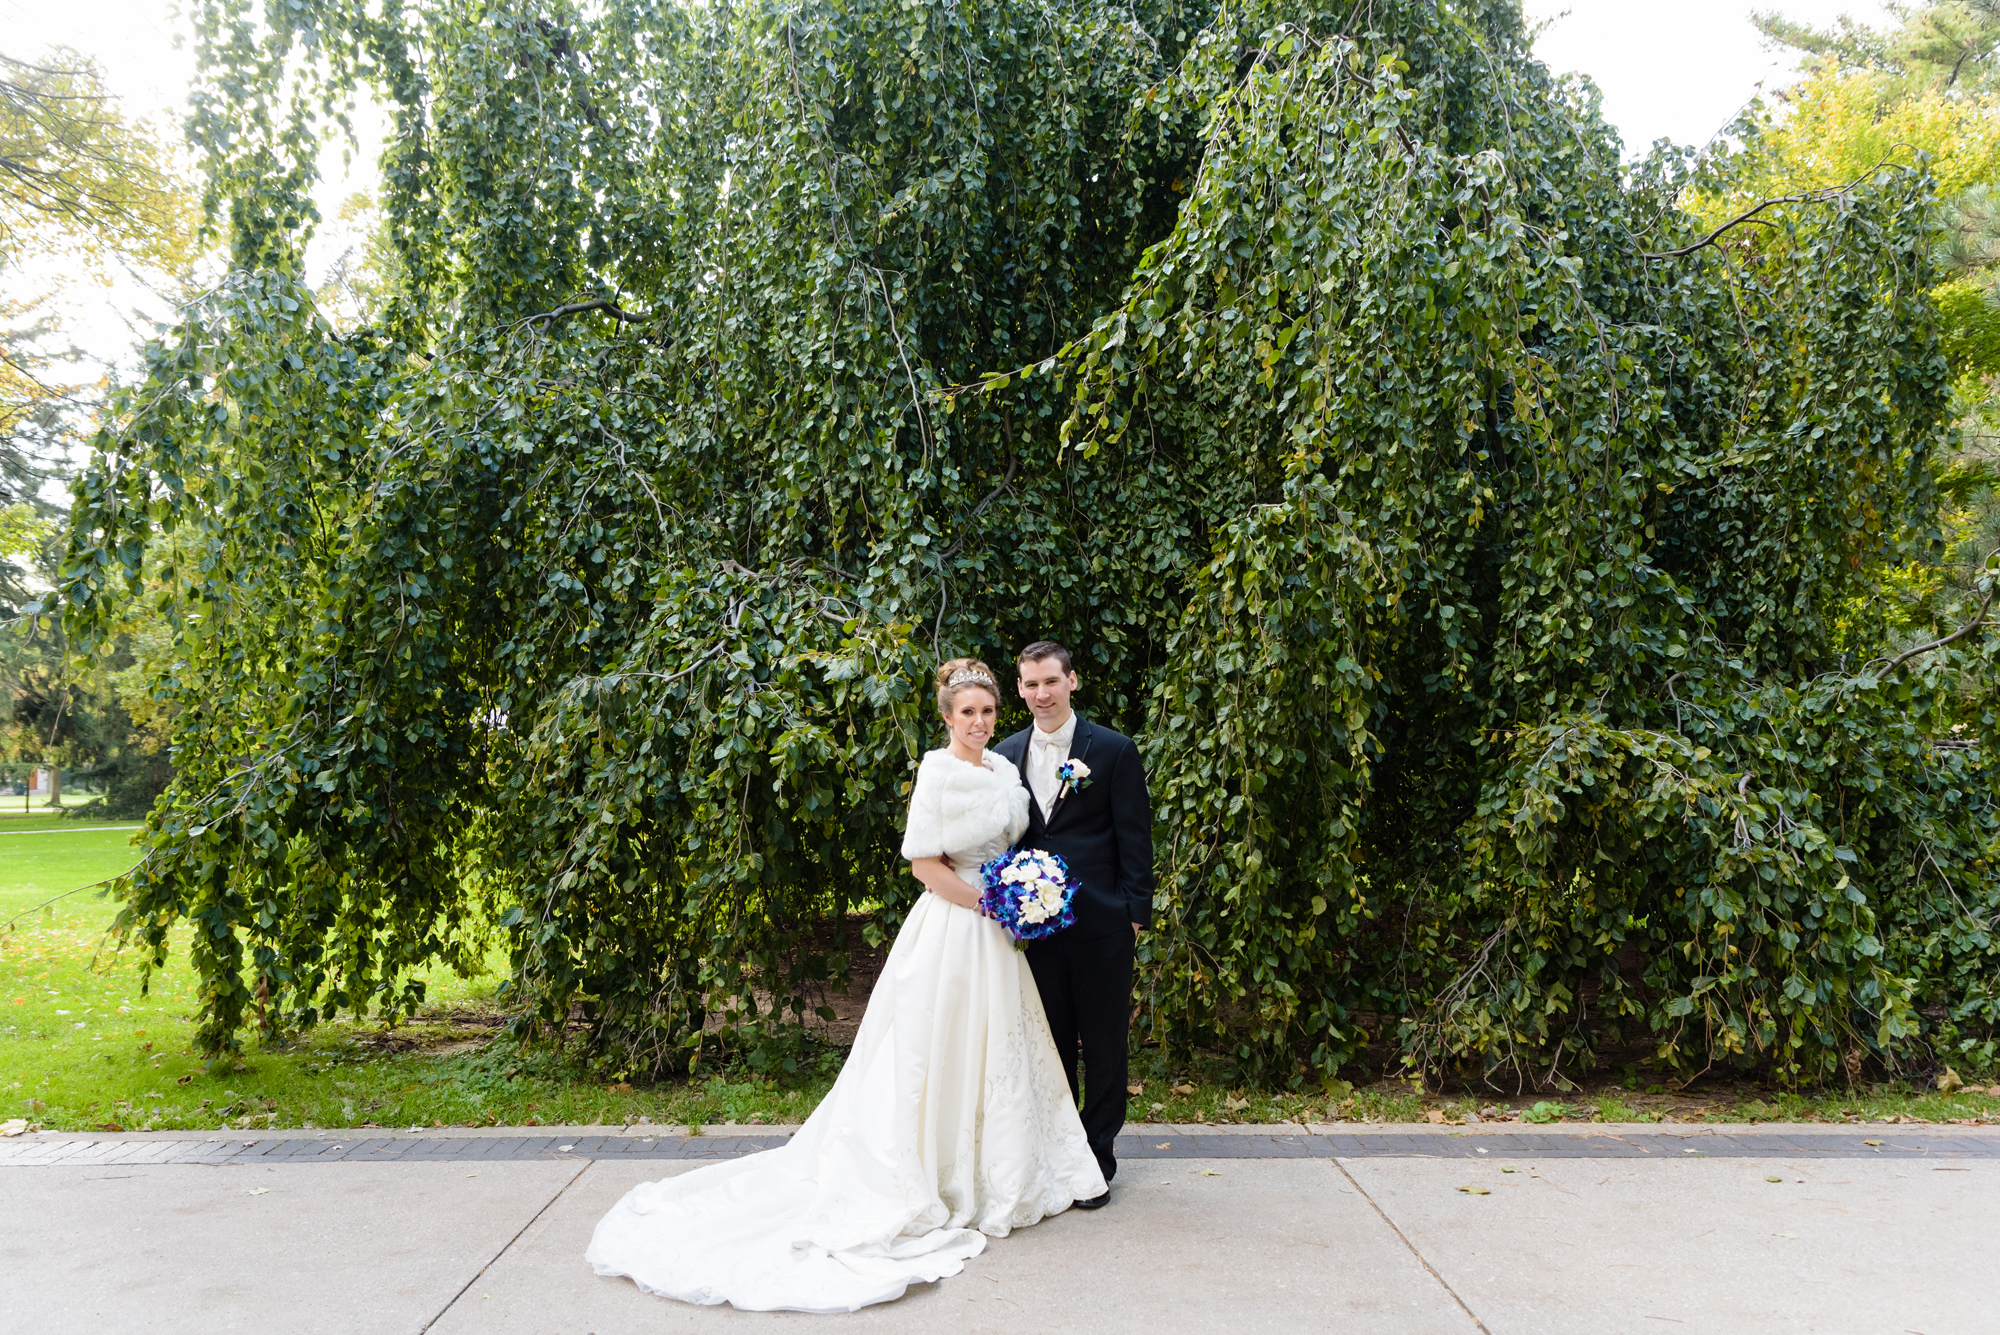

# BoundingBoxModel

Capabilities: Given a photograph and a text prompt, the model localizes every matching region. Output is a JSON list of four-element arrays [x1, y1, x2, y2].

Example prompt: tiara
[[947, 668, 997, 689]]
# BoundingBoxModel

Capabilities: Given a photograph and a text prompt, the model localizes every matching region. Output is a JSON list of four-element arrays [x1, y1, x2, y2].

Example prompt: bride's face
[[945, 687, 998, 753]]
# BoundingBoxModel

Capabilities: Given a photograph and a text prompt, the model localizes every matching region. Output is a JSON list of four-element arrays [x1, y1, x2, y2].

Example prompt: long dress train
[[585, 748, 1106, 1312]]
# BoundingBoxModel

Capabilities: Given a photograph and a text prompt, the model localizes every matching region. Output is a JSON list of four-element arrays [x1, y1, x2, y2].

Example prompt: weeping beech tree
[[50, 0, 2000, 1086]]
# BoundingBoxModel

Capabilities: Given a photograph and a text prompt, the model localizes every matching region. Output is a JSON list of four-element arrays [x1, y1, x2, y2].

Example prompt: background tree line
[[1, 44, 201, 815]]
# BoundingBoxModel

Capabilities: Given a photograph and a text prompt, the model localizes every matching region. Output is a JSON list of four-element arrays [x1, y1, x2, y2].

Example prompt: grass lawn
[[0, 820, 846, 1132], [0, 792, 123, 822], [4, 822, 1998, 1133]]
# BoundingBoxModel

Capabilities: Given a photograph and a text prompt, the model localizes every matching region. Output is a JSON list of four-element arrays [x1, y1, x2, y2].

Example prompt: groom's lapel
[[1044, 716, 1094, 828]]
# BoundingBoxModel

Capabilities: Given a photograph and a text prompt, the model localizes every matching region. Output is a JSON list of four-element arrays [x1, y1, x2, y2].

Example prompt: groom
[[993, 640, 1153, 1209]]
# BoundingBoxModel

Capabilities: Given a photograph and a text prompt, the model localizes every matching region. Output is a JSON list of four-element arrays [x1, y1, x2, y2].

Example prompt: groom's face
[[1016, 657, 1077, 727]]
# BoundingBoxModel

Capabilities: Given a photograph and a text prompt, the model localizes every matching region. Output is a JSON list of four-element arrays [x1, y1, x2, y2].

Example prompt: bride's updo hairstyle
[[934, 657, 1001, 717]]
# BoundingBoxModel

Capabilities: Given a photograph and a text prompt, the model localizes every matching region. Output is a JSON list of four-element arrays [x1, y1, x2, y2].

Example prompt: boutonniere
[[1055, 758, 1092, 801]]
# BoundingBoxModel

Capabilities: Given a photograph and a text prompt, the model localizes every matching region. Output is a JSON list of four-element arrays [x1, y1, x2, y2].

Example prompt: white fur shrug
[[899, 749, 1030, 863]]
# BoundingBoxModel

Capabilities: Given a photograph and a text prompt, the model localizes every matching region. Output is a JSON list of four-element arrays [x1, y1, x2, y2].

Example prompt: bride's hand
[[908, 856, 985, 913]]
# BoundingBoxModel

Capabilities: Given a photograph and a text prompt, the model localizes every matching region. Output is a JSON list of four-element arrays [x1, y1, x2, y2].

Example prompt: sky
[[1522, 0, 1891, 153], [4, 0, 1896, 377], [2, 0, 385, 383]]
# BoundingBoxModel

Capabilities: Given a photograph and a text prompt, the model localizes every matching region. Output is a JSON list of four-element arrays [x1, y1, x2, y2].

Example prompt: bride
[[586, 657, 1107, 1312]]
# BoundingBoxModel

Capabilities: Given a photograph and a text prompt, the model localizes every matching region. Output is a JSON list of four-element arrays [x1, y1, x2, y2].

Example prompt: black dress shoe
[[1072, 1190, 1110, 1210]]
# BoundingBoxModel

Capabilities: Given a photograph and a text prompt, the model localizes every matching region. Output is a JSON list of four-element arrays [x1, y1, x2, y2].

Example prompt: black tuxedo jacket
[[993, 714, 1154, 938]]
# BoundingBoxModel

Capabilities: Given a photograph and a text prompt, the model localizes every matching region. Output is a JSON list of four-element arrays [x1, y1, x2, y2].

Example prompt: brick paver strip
[[3, 1129, 1995, 1168]]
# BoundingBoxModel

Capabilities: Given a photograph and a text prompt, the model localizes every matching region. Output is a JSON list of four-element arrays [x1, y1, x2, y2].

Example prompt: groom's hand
[[1132, 922, 1142, 936]]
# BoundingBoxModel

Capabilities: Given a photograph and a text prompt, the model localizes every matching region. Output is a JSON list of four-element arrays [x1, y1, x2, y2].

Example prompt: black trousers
[[1027, 926, 1134, 1182]]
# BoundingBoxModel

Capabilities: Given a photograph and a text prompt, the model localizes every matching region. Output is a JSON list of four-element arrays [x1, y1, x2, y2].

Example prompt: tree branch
[[3, 863, 143, 932], [937, 452, 1020, 560], [1873, 547, 2000, 674], [1947, 47, 1974, 91], [964, 451, 1020, 523], [1643, 156, 1903, 260], [1882, 577, 1997, 674], [1643, 194, 1817, 259], [515, 298, 650, 328]]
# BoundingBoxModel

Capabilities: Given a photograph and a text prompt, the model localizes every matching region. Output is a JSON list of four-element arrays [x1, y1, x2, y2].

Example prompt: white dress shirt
[[1026, 712, 1077, 815]]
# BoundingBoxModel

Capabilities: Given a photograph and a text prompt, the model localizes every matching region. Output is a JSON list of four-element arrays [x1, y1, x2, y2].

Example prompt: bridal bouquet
[[976, 848, 1078, 948]]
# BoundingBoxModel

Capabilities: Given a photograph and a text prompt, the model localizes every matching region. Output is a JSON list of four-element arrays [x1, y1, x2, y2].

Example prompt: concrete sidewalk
[[4, 1124, 1992, 1334]]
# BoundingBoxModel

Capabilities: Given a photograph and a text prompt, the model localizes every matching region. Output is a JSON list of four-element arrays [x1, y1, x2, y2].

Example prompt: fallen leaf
[[1425, 1109, 1446, 1124], [1764, 1176, 1783, 1183], [1154, 1142, 1170, 1149], [1500, 1166, 1517, 1174], [1127, 1083, 1144, 1096], [1937, 1067, 1964, 1094], [97, 1123, 124, 1133], [1171, 1083, 1195, 1095], [246, 1187, 270, 1196], [1987, 1085, 2000, 1097], [176, 1075, 193, 1086], [0, 1119, 27, 1137], [1457, 1185, 1491, 1195], [1863, 1138, 1884, 1146]]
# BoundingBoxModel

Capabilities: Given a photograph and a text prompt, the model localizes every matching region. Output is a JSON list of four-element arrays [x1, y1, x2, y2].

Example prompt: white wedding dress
[[586, 747, 1106, 1312]]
